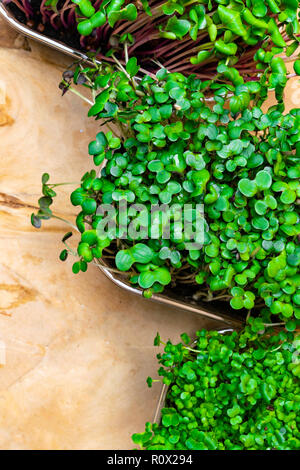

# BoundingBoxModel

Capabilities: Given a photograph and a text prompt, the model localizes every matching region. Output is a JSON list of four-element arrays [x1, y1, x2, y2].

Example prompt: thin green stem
[[63, 81, 94, 106], [50, 182, 80, 187], [184, 346, 201, 353], [112, 54, 139, 91], [51, 215, 78, 231], [124, 42, 129, 64]]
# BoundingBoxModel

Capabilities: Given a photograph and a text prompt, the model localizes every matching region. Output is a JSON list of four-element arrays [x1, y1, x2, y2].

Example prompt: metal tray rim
[[1, 0, 244, 329], [0, 1, 91, 62], [96, 259, 243, 328]]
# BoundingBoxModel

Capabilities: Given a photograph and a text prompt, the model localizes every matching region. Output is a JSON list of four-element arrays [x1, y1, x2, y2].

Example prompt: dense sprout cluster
[[32, 61, 300, 327], [5, 0, 300, 77], [132, 327, 300, 450]]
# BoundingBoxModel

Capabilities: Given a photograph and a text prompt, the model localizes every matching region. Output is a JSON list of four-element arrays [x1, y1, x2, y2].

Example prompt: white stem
[[68, 86, 94, 106]]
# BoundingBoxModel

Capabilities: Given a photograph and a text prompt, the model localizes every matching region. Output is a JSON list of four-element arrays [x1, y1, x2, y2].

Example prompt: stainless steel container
[[0, 1, 91, 62], [96, 259, 242, 327], [1, 2, 243, 328]]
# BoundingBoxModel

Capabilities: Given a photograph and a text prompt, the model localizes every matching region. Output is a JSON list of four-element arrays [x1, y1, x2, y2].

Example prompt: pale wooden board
[[0, 18, 222, 450]]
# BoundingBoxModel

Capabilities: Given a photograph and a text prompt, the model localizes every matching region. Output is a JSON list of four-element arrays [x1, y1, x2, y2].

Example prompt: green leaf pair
[[115, 243, 154, 271]]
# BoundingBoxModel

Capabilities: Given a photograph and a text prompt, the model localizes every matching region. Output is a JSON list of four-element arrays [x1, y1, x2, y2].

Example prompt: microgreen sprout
[[132, 326, 300, 450], [6, 0, 300, 81], [31, 173, 78, 230], [31, 55, 300, 327]]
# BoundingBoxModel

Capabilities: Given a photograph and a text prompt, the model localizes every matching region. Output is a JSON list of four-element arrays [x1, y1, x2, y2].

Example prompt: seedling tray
[[0, 1, 92, 62], [1, 1, 243, 328], [96, 259, 243, 328]]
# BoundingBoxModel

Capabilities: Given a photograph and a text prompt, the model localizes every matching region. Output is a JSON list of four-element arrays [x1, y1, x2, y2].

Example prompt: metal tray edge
[[0, 1, 243, 330], [96, 259, 243, 328], [0, 1, 90, 62]]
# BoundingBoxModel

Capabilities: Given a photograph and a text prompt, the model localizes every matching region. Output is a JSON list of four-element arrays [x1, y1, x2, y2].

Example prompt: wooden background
[[0, 17, 222, 450], [0, 17, 298, 449]]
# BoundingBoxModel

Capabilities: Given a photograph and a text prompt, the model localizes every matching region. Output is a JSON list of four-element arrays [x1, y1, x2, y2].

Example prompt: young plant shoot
[[132, 326, 300, 450], [32, 57, 300, 328]]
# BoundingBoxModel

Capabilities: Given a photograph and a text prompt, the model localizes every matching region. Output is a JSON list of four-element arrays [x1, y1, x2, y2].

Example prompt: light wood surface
[[0, 17, 222, 450]]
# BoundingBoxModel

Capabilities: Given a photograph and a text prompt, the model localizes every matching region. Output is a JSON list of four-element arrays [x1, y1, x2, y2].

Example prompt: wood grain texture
[[0, 18, 220, 450]]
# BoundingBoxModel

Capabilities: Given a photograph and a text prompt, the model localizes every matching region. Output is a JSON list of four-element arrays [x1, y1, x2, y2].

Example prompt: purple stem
[[50, 12, 59, 30], [80, 34, 86, 48], [40, 0, 49, 23], [60, 3, 74, 29], [22, 0, 33, 16], [8, 0, 28, 16]]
